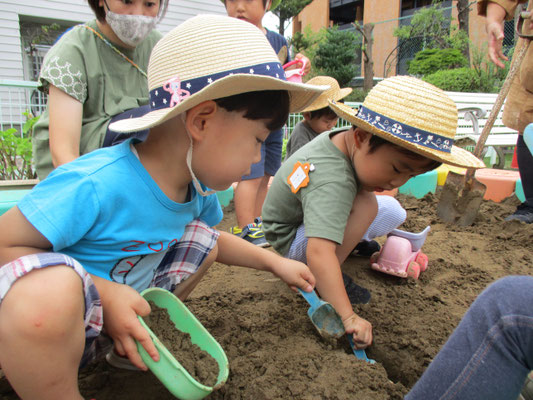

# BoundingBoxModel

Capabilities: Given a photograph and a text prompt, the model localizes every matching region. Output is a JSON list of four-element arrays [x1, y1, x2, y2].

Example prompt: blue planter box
[[215, 186, 234, 208], [0, 189, 31, 216], [398, 169, 438, 199]]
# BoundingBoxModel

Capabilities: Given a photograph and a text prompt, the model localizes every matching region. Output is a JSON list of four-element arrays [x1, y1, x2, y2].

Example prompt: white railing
[[285, 101, 361, 138], [0, 80, 46, 135], [0, 80, 361, 138]]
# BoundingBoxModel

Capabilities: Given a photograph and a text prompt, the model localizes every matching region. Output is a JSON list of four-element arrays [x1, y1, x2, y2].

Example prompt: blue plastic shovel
[[298, 288, 345, 340], [347, 335, 375, 364]]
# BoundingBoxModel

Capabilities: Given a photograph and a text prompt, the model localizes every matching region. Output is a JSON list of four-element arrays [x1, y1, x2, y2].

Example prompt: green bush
[[0, 111, 39, 180], [408, 48, 468, 76], [314, 26, 359, 87], [422, 67, 479, 92], [344, 88, 368, 103]]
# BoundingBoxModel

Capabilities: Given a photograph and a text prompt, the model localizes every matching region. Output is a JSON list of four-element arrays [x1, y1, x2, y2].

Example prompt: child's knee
[[376, 195, 406, 227], [0, 267, 84, 340]]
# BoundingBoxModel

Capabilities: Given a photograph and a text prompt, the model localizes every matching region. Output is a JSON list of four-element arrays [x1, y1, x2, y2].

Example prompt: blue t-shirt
[[18, 139, 222, 291], [265, 29, 290, 64]]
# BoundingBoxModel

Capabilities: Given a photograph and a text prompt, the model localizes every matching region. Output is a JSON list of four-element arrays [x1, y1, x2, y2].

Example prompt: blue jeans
[[406, 276, 533, 400]]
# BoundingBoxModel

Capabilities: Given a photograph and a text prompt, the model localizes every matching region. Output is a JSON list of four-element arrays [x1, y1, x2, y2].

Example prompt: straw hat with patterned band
[[109, 14, 326, 134], [301, 76, 352, 113], [219, 0, 281, 11], [328, 76, 486, 169]]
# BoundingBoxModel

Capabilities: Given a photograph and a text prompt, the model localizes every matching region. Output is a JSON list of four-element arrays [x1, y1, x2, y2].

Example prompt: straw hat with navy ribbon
[[301, 76, 352, 113], [109, 14, 326, 134], [328, 76, 486, 169]]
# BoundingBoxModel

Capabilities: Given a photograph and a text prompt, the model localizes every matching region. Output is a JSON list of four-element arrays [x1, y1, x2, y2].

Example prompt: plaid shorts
[[0, 219, 219, 367]]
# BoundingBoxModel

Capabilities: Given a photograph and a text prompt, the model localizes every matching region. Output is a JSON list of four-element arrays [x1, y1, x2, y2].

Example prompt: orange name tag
[[287, 161, 312, 193]]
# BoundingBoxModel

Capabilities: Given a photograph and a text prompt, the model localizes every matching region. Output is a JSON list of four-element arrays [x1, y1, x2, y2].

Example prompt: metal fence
[[0, 80, 46, 135]]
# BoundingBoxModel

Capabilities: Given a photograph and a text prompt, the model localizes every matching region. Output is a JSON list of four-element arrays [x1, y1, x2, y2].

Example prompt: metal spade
[[298, 288, 345, 340]]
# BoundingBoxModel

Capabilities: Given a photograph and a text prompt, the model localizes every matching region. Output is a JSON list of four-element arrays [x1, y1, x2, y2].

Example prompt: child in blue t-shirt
[[223, 0, 312, 247], [0, 15, 325, 398]]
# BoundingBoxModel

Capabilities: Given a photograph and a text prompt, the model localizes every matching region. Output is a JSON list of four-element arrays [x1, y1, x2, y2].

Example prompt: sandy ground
[[1, 190, 532, 400]]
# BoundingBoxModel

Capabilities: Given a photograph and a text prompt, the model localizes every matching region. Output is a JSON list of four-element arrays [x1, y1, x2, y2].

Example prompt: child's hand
[[343, 313, 373, 349], [96, 279, 159, 370], [271, 258, 315, 293], [294, 53, 311, 74]]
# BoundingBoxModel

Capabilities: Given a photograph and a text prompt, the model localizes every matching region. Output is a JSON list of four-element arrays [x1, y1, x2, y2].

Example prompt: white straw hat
[[301, 76, 352, 112], [328, 76, 486, 169], [109, 14, 326, 133]]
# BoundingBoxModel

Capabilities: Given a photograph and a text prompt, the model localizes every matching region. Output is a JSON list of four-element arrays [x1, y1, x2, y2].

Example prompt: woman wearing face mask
[[32, 0, 168, 180]]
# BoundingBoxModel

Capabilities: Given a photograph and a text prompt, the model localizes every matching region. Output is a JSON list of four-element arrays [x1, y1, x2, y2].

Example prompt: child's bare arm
[[215, 231, 315, 292], [90, 275, 159, 370], [307, 237, 373, 346], [0, 206, 52, 265], [306, 237, 354, 320]]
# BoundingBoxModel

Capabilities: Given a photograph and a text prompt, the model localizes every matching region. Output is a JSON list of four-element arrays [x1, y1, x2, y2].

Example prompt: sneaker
[[352, 240, 381, 257], [254, 217, 263, 229], [231, 223, 270, 247], [342, 272, 371, 304], [505, 204, 533, 223], [105, 349, 140, 371]]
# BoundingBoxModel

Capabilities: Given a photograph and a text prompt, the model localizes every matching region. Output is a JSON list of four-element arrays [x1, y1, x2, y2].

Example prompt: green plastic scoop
[[136, 288, 229, 400]]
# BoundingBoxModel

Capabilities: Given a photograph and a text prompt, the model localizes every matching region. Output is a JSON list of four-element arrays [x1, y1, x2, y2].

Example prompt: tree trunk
[[362, 24, 374, 91], [457, 0, 471, 63], [279, 17, 285, 36]]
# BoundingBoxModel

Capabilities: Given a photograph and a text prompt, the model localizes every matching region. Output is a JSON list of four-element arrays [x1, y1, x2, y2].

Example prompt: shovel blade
[[308, 303, 345, 340], [437, 171, 487, 226]]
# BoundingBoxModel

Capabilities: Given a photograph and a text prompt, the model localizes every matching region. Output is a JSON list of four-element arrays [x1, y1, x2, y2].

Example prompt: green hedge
[[408, 48, 468, 76], [422, 67, 479, 92]]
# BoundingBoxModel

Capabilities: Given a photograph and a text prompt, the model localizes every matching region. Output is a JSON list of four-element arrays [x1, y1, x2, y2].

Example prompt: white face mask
[[105, 10, 158, 47]]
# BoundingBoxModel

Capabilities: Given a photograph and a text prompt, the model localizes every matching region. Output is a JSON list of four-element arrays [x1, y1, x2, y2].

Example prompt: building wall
[[293, 0, 500, 79], [0, 0, 226, 81], [364, 1, 401, 77], [293, 0, 330, 36]]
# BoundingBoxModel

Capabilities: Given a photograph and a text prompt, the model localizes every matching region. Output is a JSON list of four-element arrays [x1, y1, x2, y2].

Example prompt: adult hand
[[343, 313, 373, 349], [486, 21, 508, 68], [95, 278, 159, 370]]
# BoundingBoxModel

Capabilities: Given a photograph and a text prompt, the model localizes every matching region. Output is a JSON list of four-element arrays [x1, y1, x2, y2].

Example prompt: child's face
[[305, 114, 339, 134], [193, 108, 270, 191], [351, 130, 434, 193], [224, 0, 268, 28], [100, 0, 160, 17]]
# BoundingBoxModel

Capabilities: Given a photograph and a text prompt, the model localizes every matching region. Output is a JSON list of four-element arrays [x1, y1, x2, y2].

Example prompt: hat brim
[[329, 101, 486, 169], [109, 75, 327, 133], [302, 87, 353, 113]]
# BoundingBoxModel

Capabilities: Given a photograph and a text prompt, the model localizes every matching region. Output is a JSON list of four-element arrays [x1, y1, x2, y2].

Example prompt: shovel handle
[[347, 335, 376, 364], [466, 36, 531, 181], [298, 288, 321, 309]]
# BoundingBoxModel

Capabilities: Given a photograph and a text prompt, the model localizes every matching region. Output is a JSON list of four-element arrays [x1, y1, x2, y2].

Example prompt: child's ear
[[185, 100, 218, 142], [353, 128, 371, 148], [302, 112, 312, 121]]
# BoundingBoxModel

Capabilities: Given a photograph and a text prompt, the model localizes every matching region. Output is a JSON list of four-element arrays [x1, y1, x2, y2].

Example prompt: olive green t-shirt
[[32, 20, 162, 180], [262, 130, 359, 256]]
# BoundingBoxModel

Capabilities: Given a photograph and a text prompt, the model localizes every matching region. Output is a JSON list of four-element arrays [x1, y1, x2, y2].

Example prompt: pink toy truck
[[370, 226, 430, 279]]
